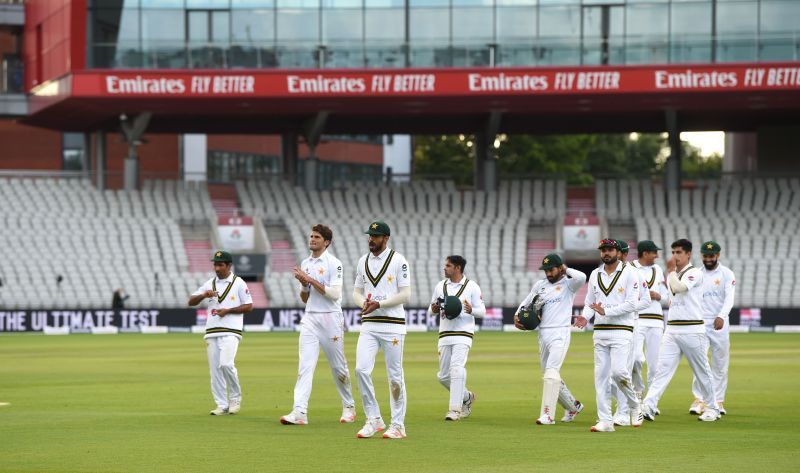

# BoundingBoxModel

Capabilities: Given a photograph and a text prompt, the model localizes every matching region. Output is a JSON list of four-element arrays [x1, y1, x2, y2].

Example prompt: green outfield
[[1, 332, 798, 472]]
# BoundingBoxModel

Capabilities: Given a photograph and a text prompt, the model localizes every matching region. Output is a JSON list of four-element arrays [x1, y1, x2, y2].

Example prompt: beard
[[704, 261, 718, 270], [547, 269, 564, 283], [601, 255, 617, 265]]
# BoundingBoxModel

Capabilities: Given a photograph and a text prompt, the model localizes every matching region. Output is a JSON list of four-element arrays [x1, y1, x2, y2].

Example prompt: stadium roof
[[23, 62, 800, 135]]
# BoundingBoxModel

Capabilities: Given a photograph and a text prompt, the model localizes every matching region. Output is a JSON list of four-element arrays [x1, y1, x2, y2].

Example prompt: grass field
[[1, 331, 798, 472]]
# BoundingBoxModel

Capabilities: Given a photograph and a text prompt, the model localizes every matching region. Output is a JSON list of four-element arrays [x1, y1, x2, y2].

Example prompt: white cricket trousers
[[293, 311, 355, 413], [644, 332, 718, 412], [356, 331, 406, 426], [639, 325, 664, 387], [613, 322, 645, 416], [206, 335, 241, 410], [538, 327, 579, 410], [438, 343, 471, 411], [593, 337, 639, 423], [692, 321, 730, 403]]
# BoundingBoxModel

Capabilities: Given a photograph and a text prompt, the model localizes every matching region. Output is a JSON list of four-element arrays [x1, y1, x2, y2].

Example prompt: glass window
[[625, 3, 668, 37], [760, 0, 800, 33], [538, 5, 579, 38], [141, 9, 184, 41], [231, 9, 275, 42], [187, 0, 231, 8], [63, 133, 85, 172], [212, 11, 230, 42], [409, 7, 450, 42], [453, 7, 493, 41], [277, 9, 320, 41], [496, 0, 535, 4], [231, 0, 275, 7], [717, 1, 757, 34], [278, 0, 320, 7], [188, 11, 210, 43], [496, 6, 536, 40], [670, 2, 711, 36], [91, 8, 140, 44], [365, 8, 404, 40], [323, 8, 363, 41], [410, 0, 448, 6], [140, 0, 183, 7], [323, 0, 362, 6], [365, 0, 403, 6]]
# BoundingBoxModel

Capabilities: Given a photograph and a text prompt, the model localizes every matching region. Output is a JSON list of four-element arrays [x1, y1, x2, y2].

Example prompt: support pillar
[[96, 131, 106, 191], [664, 109, 681, 192], [119, 112, 152, 191], [281, 132, 298, 185], [474, 111, 501, 191], [301, 112, 329, 191]]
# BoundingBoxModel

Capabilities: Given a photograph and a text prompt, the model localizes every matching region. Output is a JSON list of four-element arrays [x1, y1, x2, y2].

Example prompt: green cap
[[443, 296, 463, 319], [637, 240, 662, 253], [211, 250, 233, 263], [539, 253, 563, 270], [701, 241, 721, 255], [365, 221, 391, 236], [616, 239, 630, 253]]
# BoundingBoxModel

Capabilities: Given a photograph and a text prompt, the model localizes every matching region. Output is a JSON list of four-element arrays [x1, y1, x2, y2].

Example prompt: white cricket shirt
[[429, 277, 485, 347], [666, 264, 705, 334], [517, 268, 586, 329], [354, 247, 410, 335], [193, 273, 253, 340], [700, 263, 736, 322], [301, 250, 344, 313], [582, 261, 639, 340]]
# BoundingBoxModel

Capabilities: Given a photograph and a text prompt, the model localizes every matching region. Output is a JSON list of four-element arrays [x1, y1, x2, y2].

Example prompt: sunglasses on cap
[[598, 239, 620, 250]]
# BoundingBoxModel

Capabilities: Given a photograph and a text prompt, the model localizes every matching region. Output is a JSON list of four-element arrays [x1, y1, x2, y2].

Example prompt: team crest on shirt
[[388, 275, 394, 283], [318, 267, 325, 275], [617, 287, 624, 294], [714, 279, 720, 286], [231, 296, 235, 301], [555, 286, 562, 292]]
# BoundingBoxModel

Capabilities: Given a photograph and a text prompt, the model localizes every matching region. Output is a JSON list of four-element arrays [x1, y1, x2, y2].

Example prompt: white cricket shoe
[[561, 401, 583, 423], [613, 413, 630, 426], [279, 410, 308, 425], [718, 402, 727, 415], [631, 404, 643, 427], [209, 407, 229, 416], [382, 423, 407, 439], [535, 415, 555, 425], [698, 409, 721, 422], [228, 400, 241, 415], [339, 406, 356, 423], [654, 407, 661, 416], [461, 391, 475, 419], [445, 410, 461, 421], [689, 399, 705, 415], [590, 422, 615, 432], [642, 404, 656, 422], [356, 417, 386, 438]]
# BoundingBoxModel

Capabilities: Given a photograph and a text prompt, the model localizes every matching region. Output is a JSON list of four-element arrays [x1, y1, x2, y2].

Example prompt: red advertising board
[[65, 63, 800, 99]]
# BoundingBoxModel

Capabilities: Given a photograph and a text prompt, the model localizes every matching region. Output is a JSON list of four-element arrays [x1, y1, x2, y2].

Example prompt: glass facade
[[87, 0, 800, 69]]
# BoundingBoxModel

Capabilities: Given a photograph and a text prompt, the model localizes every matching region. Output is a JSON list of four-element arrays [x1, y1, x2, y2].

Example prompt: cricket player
[[642, 239, 721, 422], [689, 241, 735, 416], [428, 255, 485, 421], [611, 240, 651, 426], [631, 240, 670, 415], [353, 221, 411, 439], [514, 253, 587, 425], [188, 250, 253, 415], [280, 224, 356, 426], [576, 239, 642, 432]]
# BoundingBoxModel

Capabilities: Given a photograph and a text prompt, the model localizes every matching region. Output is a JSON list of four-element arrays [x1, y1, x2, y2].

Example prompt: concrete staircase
[[208, 183, 239, 219], [265, 222, 297, 272], [246, 282, 269, 308], [181, 223, 213, 273]]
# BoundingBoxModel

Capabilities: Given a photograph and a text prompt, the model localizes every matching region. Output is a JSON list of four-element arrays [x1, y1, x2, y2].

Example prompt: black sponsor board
[[0, 307, 795, 333]]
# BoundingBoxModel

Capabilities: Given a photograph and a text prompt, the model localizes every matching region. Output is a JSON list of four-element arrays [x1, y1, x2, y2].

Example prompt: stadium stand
[[3, 175, 795, 310], [238, 179, 566, 308], [0, 178, 215, 309], [598, 178, 800, 308]]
